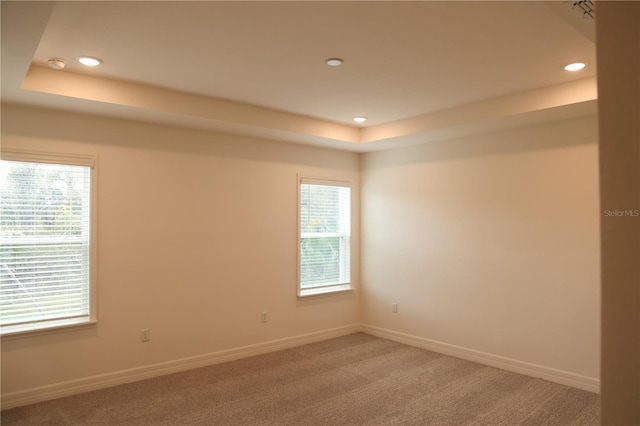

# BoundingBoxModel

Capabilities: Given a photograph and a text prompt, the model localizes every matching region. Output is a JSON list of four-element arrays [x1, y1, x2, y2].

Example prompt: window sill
[[298, 285, 353, 298], [1, 317, 97, 340]]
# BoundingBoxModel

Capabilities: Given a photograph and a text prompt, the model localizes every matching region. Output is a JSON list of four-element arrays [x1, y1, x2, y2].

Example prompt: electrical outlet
[[261, 312, 268, 323], [392, 303, 398, 313], [140, 328, 150, 342]]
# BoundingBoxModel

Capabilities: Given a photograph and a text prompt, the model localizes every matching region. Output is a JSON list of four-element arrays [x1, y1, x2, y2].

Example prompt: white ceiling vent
[[566, 1, 595, 21]]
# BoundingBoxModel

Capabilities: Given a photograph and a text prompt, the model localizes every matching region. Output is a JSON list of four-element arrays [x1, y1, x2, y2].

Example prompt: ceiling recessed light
[[564, 62, 587, 71], [47, 58, 66, 70], [326, 58, 344, 67], [353, 116, 367, 123], [78, 56, 103, 67]]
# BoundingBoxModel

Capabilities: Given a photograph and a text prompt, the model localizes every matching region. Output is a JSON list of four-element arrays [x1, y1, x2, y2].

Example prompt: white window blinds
[[299, 178, 351, 296], [0, 159, 93, 331]]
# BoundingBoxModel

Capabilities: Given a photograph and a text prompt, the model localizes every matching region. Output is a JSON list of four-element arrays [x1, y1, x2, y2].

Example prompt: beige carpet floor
[[1, 333, 600, 425]]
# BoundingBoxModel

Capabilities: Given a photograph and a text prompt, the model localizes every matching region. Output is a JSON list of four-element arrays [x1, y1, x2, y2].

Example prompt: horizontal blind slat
[[299, 182, 351, 290], [0, 159, 92, 328]]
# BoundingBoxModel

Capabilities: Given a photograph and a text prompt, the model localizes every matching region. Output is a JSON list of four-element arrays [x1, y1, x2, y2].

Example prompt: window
[[0, 150, 96, 335], [298, 177, 351, 296]]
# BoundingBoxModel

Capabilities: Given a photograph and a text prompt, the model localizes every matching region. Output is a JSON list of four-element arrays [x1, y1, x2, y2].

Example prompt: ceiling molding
[[2, 1, 598, 153], [19, 66, 598, 152], [361, 78, 598, 143], [22, 65, 361, 145]]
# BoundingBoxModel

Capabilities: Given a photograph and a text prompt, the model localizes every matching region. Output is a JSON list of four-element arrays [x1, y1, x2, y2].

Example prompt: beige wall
[[1, 104, 601, 400], [360, 116, 600, 380], [597, 2, 640, 424], [0, 104, 360, 394]]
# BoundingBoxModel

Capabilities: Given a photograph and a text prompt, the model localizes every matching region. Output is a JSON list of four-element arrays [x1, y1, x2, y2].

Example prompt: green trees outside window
[[1, 160, 92, 330], [299, 180, 351, 295]]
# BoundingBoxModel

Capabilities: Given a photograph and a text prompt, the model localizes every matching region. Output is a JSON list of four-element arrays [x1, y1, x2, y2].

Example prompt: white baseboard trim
[[1, 324, 360, 410], [360, 324, 600, 394], [1, 323, 600, 410]]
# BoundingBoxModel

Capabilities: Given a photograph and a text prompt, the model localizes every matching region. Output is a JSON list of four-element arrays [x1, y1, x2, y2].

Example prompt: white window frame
[[297, 176, 352, 297], [0, 148, 97, 337]]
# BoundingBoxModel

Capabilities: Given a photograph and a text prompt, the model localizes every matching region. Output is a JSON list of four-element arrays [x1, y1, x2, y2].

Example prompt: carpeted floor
[[1, 333, 600, 425]]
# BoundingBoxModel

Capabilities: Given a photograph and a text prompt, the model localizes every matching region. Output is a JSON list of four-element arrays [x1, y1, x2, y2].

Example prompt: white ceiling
[[1, 1, 597, 152]]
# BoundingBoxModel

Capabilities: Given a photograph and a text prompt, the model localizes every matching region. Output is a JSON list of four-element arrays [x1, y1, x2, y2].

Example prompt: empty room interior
[[1, 1, 638, 424]]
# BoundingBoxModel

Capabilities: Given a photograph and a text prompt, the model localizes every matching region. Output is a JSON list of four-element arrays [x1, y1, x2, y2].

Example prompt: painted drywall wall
[[360, 116, 600, 381], [0, 104, 360, 395], [596, 2, 640, 423], [1, 103, 601, 401]]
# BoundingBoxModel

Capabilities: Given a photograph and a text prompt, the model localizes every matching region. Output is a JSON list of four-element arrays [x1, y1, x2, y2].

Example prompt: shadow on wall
[[363, 115, 598, 169], [0, 104, 358, 171]]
